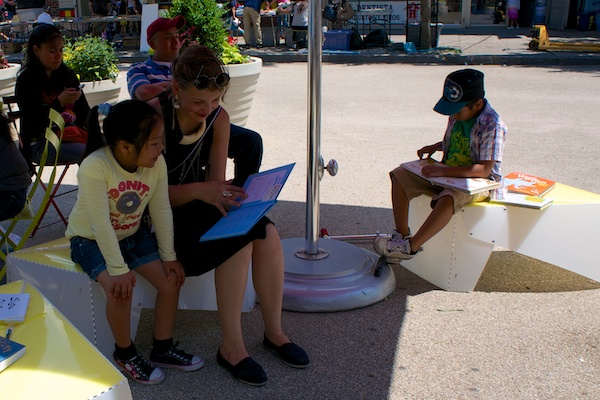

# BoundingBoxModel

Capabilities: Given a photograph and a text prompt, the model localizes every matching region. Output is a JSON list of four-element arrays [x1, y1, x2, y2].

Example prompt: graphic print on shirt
[[108, 180, 150, 231], [445, 120, 474, 167]]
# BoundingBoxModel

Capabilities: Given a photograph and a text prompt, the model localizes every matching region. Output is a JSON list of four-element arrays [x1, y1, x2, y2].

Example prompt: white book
[[490, 192, 553, 210], [0, 294, 30, 324], [401, 159, 501, 195]]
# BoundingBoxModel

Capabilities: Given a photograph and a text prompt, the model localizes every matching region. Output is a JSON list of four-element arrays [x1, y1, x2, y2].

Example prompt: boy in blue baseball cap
[[374, 69, 508, 262]]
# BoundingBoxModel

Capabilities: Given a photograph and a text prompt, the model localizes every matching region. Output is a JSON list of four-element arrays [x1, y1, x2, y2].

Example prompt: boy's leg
[[391, 170, 411, 238], [410, 195, 454, 251]]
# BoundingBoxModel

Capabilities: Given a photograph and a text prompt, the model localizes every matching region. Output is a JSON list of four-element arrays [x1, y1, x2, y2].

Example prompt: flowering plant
[[0, 49, 9, 69], [62, 36, 119, 82]]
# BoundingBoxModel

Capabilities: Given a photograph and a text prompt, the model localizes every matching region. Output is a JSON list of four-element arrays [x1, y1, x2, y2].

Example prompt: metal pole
[[304, 0, 323, 255]]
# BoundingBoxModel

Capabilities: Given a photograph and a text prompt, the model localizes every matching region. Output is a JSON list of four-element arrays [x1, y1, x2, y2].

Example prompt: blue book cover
[[0, 335, 26, 373], [200, 163, 295, 242]]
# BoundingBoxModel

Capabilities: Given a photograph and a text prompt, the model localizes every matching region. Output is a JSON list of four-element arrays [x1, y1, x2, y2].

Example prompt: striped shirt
[[127, 56, 172, 99], [442, 100, 508, 199]]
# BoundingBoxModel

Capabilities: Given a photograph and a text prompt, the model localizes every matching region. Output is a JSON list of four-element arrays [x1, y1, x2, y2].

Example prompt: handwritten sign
[[0, 294, 30, 323]]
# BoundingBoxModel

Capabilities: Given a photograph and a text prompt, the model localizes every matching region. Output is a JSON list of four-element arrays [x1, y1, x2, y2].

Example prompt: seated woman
[[0, 114, 31, 221], [149, 45, 309, 387], [16, 24, 90, 171]]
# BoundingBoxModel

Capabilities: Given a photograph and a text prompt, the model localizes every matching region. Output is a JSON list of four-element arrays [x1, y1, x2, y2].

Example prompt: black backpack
[[349, 27, 363, 50], [363, 29, 389, 48]]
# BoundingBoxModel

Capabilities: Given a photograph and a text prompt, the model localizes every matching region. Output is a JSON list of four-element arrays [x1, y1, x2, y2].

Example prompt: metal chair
[[0, 109, 65, 279], [3, 95, 78, 236]]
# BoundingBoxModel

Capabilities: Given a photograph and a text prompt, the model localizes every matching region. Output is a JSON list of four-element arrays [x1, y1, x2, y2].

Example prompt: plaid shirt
[[127, 56, 172, 99], [442, 100, 508, 199]]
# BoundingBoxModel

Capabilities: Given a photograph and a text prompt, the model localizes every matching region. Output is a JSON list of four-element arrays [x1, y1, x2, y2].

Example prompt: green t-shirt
[[444, 118, 476, 167]]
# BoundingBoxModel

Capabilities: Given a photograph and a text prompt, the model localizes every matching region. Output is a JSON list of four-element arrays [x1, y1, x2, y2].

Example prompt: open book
[[200, 163, 295, 242], [401, 159, 501, 195]]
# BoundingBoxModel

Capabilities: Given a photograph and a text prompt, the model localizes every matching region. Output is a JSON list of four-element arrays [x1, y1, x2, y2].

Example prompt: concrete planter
[[221, 57, 262, 127], [81, 77, 122, 108]]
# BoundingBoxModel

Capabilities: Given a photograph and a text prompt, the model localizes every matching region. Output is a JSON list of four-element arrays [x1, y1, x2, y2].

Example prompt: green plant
[[166, 0, 249, 65], [62, 36, 119, 82], [0, 48, 9, 69]]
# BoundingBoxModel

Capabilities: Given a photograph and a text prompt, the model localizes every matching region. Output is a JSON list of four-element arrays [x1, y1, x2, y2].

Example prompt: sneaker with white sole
[[373, 231, 421, 263], [150, 342, 204, 372], [114, 353, 164, 385]]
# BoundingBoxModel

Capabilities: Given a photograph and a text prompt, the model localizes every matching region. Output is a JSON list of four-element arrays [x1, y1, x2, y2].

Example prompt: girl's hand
[[58, 87, 82, 107], [163, 260, 185, 287], [108, 271, 136, 302], [195, 180, 248, 216]]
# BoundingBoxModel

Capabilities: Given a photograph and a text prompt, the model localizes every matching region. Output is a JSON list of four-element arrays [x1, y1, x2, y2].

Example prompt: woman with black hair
[[15, 24, 90, 170]]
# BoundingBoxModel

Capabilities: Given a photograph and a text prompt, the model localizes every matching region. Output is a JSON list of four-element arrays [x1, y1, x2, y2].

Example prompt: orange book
[[504, 172, 556, 197]]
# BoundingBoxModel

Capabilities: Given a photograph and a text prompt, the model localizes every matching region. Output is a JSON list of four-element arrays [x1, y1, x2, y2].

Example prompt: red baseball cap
[[147, 16, 185, 45]]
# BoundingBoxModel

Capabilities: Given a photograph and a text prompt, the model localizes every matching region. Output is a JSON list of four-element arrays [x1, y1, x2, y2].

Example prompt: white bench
[[402, 183, 600, 292], [6, 237, 256, 359]]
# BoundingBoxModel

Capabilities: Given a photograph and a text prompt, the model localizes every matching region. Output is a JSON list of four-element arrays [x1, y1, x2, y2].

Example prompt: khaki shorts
[[390, 166, 489, 214]]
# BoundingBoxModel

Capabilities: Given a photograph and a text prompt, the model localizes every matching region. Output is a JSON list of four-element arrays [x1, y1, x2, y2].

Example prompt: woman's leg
[[250, 224, 288, 345], [215, 243, 253, 365]]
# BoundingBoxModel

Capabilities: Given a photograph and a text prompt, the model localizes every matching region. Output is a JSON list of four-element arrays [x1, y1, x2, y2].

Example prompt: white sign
[[354, 1, 409, 25]]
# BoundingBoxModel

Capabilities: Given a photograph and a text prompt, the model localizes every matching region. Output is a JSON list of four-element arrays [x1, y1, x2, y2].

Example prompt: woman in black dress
[[149, 45, 308, 387]]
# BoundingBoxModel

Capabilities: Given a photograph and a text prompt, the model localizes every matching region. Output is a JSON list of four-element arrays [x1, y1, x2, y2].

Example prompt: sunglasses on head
[[185, 66, 230, 90]]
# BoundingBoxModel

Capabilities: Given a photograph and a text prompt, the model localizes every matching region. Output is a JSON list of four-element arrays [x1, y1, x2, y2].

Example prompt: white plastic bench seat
[[402, 183, 600, 292], [6, 237, 256, 358]]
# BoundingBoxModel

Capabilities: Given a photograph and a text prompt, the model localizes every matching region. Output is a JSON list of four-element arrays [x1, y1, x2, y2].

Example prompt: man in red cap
[[127, 16, 263, 187]]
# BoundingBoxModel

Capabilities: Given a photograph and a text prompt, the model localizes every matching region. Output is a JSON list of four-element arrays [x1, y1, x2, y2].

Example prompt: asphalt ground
[[3, 28, 600, 399]]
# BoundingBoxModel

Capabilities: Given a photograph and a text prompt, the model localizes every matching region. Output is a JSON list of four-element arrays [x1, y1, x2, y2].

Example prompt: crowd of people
[[1, 11, 507, 389]]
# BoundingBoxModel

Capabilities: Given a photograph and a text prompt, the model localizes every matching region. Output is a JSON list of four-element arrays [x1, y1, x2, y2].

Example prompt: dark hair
[[172, 44, 229, 94], [85, 100, 162, 159], [23, 24, 63, 68]]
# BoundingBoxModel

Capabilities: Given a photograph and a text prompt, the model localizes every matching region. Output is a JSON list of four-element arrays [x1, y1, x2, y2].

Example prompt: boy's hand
[[417, 144, 439, 159], [422, 164, 446, 178], [108, 271, 136, 302], [163, 260, 185, 287]]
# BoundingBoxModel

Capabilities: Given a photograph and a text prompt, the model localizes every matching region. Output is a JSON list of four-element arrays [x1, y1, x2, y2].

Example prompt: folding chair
[[3, 95, 77, 237], [0, 109, 65, 280]]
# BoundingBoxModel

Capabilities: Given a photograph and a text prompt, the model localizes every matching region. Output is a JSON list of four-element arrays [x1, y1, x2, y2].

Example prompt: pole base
[[282, 237, 396, 312]]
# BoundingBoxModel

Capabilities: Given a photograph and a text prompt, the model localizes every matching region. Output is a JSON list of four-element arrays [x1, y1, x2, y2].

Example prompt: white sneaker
[[373, 231, 420, 263]]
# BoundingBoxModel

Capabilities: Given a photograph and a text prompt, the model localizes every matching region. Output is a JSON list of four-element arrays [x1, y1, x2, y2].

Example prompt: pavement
[[3, 26, 600, 400]]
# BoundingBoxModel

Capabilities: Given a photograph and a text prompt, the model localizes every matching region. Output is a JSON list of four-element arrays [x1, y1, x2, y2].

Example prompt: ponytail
[[84, 106, 104, 158]]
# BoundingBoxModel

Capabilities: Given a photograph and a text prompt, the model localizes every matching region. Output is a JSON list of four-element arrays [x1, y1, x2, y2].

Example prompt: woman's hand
[[194, 179, 248, 216], [108, 271, 136, 302], [58, 87, 82, 107], [163, 260, 185, 287]]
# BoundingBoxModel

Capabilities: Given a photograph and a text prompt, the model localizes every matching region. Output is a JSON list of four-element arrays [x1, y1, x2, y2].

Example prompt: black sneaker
[[114, 353, 164, 385], [150, 342, 204, 372]]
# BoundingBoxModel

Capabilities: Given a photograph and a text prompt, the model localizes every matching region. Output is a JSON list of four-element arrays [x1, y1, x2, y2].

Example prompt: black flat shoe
[[263, 335, 310, 369], [216, 350, 267, 386]]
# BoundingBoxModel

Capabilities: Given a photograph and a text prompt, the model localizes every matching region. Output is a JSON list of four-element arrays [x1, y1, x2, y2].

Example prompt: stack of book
[[491, 172, 556, 210]]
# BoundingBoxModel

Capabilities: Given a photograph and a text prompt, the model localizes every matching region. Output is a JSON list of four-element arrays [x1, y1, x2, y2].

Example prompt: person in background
[[149, 45, 309, 387], [373, 69, 507, 263], [242, 0, 263, 48], [36, 5, 54, 25], [15, 24, 90, 171], [66, 100, 204, 385], [278, 0, 309, 49], [127, 16, 263, 187], [5, 0, 15, 20], [0, 114, 31, 221], [506, 0, 519, 29]]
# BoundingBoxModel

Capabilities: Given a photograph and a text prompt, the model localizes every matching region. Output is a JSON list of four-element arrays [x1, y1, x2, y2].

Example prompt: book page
[[0, 294, 30, 323], [241, 163, 295, 205]]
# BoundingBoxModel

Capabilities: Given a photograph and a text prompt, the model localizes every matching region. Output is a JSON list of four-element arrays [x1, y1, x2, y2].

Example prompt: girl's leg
[[214, 243, 253, 365], [135, 260, 179, 340], [96, 270, 133, 348], [250, 224, 287, 345]]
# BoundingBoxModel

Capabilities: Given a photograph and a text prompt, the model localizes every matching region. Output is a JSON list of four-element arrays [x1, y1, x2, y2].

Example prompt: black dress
[[159, 92, 270, 276]]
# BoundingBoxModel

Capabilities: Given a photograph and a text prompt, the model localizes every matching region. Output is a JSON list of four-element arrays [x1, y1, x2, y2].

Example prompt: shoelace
[[128, 355, 155, 379], [166, 342, 192, 363]]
